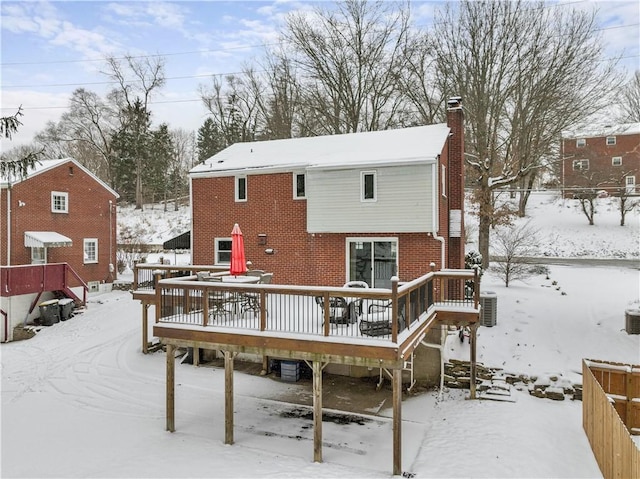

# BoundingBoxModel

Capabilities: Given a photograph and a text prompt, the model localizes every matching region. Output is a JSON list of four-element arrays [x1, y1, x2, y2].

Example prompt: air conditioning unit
[[625, 309, 640, 335], [479, 291, 497, 327], [87, 281, 100, 293]]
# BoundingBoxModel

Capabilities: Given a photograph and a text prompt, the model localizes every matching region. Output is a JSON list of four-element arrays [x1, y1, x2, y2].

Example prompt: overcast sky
[[1, 0, 639, 150]]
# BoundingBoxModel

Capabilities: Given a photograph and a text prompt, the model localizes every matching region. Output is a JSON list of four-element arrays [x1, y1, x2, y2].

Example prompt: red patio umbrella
[[230, 223, 247, 276]]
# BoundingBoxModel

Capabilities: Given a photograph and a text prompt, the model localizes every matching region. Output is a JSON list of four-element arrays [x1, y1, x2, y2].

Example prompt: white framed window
[[441, 164, 447, 197], [361, 171, 377, 202], [606, 136, 616, 146], [576, 138, 586, 147], [235, 176, 247, 202], [51, 191, 68, 213], [83, 238, 98, 264], [293, 173, 306, 199], [31, 247, 45, 264], [215, 238, 232, 264], [572, 159, 589, 171], [612, 156, 622, 166]]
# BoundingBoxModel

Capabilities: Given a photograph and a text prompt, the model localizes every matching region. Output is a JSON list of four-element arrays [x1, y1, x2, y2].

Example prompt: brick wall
[[561, 132, 640, 198], [445, 98, 465, 270], [1, 160, 118, 284], [192, 170, 452, 287]]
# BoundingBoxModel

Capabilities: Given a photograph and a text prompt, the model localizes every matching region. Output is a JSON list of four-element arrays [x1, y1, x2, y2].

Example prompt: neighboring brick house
[[189, 98, 465, 287], [0, 158, 119, 284], [561, 123, 640, 198]]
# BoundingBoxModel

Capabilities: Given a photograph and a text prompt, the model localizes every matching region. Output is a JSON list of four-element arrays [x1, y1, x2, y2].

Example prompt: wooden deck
[[132, 266, 480, 475]]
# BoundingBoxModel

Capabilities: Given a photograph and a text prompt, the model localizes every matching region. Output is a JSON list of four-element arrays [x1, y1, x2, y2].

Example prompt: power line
[[2, 70, 255, 89], [0, 41, 284, 67], [0, 9, 636, 70]]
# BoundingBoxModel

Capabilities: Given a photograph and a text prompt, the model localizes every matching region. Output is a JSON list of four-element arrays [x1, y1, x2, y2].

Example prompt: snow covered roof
[[562, 122, 640, 139], [1, 157, 119, 198], [191, 124, 450, 176]]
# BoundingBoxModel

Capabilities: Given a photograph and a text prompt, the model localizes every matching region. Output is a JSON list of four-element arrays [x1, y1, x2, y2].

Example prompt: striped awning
[[24, 231, 73, 248]]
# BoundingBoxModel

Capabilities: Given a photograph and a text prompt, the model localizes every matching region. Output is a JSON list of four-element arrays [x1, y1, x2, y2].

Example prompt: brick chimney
[[446, 96, 465, 270]]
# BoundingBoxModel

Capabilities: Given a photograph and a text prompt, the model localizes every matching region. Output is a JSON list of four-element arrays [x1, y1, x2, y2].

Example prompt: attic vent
[[87, 281, 100, 293]]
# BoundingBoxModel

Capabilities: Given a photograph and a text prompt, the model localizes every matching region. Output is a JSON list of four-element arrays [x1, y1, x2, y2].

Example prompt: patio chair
[[239, 273, 272, 316], [343, 281, 369, 317], [246, 269, 265, 278], [206, 276, 233, 320], [359, 302, 406, 337], [315, 296, 352, 325]]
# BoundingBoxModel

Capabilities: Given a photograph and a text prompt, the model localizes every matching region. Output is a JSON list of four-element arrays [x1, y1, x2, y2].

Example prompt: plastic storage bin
[[280, 361, 300, 382]]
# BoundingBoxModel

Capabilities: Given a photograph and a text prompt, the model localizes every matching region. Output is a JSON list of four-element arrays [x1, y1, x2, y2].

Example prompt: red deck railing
[[0, 263, 88, 305]]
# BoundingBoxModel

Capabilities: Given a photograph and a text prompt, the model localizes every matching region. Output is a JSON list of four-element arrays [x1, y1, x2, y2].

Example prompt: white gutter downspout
[[5, 182, 11, 266], [427, 162, 446, 399], [431, 162, 445, 269]]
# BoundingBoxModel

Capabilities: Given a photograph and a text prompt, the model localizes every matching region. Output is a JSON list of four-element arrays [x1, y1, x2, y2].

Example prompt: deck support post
[[224, 350, 235, 444], [166, 344, 175, 432], [142, 303, 149, 354], [313, 360, 323, 463], [193, 347, 200, 367], [469, 323, 478, 399], [392, 367, 402, 475]]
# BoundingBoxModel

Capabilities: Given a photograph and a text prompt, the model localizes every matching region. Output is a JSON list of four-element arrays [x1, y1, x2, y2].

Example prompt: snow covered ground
[[1, 191, 639, 478]]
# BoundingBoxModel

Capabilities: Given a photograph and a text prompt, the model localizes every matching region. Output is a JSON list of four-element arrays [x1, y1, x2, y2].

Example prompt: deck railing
[[132, 263, 229, 291], [154, 269, 479, 344]]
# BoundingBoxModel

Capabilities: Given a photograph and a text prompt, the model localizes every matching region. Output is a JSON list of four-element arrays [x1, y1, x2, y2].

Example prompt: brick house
[[189, 98, 465, 287], [1, 157, 119, 284], [560, 123, 640, 198]]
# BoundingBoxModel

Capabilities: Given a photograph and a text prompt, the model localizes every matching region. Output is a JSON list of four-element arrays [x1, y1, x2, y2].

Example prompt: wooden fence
[[582, 359, 640, 479]]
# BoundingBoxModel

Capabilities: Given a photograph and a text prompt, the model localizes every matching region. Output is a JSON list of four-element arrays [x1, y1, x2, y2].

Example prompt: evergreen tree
[[196, 118, 225, 162], [110, 99, 151, 206]]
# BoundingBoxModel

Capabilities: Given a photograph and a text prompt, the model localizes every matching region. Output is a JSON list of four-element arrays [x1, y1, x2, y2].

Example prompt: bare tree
[[396, 30, 444, 126], [168, 128, 195, 210], [431, 0, 622, 269], [618, 71, 640, 123], [103, 55, 166, 209], [574, 188, 599, 226], [491, 221, 540, 287], [199, 73, 261, 146], [34, 88, 117, 184], [282, 0, 411, 135], [251, 51, 301, 139]]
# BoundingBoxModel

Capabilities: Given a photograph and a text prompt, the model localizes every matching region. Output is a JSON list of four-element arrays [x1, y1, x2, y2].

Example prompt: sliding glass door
[[347, 239, 397, 288]]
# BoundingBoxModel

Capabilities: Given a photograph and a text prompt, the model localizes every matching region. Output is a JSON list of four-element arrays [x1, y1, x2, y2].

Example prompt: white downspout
[[5, 183, 11, 266], [431, 163, 445, 269], [426, 163, 446, 398]]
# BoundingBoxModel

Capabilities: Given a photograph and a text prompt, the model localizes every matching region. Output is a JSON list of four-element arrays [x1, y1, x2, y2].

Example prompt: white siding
[[307, 164, 435, 233]]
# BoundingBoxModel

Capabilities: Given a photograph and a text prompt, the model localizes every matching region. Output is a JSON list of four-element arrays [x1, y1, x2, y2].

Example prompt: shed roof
[[191, 124, 450, 176], [163, 231, 191, 250]]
